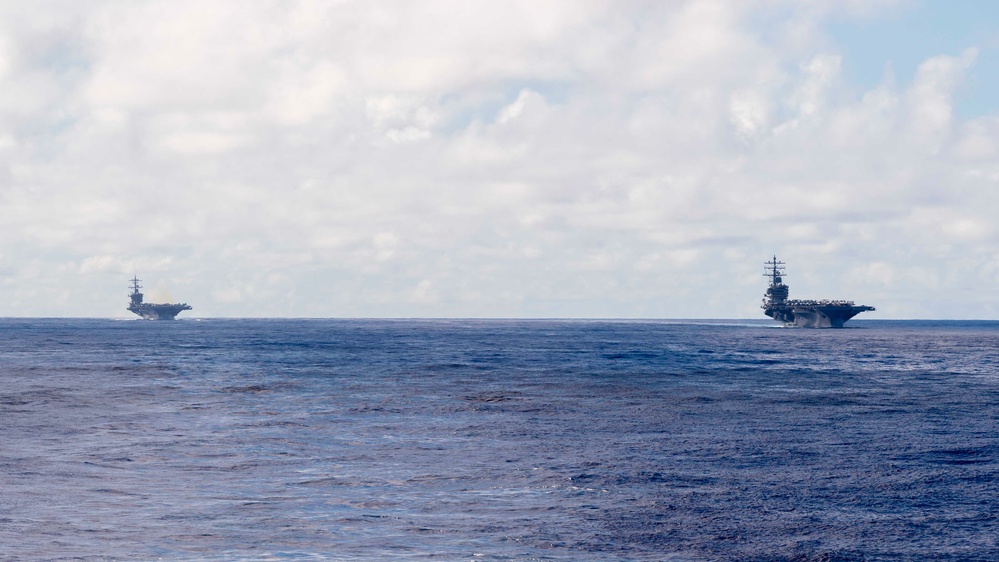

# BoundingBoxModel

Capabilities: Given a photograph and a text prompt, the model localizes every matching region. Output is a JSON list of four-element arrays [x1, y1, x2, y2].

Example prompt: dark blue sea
[[1, 319, 997, 561]]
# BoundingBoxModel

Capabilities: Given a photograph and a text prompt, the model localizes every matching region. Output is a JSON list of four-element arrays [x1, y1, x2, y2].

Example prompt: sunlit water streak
[[1, 319, 997, 560]]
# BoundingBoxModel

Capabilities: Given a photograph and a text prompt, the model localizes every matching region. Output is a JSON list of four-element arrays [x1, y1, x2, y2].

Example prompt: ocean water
[[1, 318, 997, 561]]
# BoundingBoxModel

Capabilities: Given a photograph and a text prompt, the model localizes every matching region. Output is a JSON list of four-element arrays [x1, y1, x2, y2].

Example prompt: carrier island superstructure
[[127, 276, 192, 320], [762, 257, 874, 328]]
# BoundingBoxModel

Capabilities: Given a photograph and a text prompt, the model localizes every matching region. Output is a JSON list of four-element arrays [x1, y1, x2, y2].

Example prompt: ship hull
[[765, 304, 874, 328], [128, 304, 192, 320]]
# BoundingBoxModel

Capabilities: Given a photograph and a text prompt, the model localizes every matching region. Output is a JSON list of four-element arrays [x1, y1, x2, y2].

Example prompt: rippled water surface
[[1, 319, 998, 560]]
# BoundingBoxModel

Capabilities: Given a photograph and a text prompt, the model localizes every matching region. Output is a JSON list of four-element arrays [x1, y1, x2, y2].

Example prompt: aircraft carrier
[[762, 257, 874, 328], [127, 276, 192, 320]]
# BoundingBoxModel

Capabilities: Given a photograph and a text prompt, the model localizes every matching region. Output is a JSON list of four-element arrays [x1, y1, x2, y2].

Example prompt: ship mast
[[763, 256, 790, 307], [764, 256, 786, 286], [129, 276, 144, 306]]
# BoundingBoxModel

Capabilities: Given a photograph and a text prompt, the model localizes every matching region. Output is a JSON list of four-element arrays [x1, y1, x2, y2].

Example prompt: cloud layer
[[1, 0, 997, 318]]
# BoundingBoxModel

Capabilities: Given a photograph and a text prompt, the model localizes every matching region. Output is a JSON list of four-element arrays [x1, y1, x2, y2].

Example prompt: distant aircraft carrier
[[762, 257, 874, 328], [127, 276, 192, 320]]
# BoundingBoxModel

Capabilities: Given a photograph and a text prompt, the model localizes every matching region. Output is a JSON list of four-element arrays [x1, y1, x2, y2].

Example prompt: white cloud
[[0, 0, 996, 318], [729, 88, 771, 139], [497, 89, 546, 125], [794, 54, 841, 118], [906, 48, 978, 152]]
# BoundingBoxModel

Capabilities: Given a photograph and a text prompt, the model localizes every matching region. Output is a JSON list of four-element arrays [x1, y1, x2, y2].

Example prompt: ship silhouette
[[762, 257, 874, 328], [127, 276, 192, 320]]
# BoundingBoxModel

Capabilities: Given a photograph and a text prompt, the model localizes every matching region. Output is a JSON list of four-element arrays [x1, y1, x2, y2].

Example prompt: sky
[[1, 0, 997, 319]]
